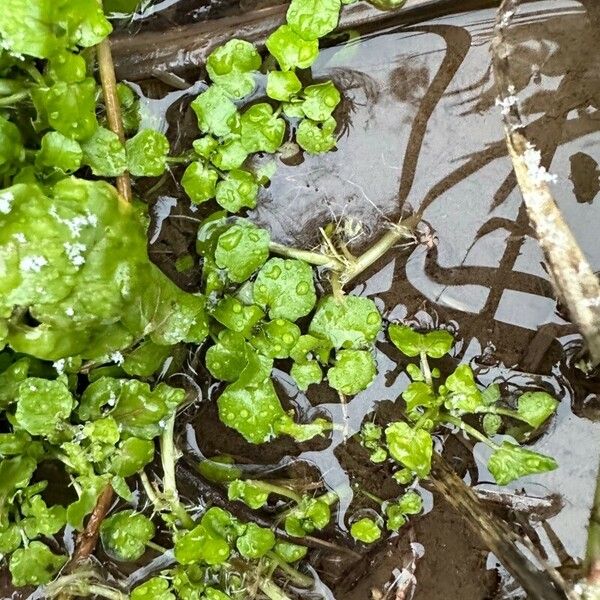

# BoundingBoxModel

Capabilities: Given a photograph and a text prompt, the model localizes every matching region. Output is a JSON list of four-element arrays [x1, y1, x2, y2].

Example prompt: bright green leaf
[[296, 116, 337, 154], [301, 81, 341, 121], [286, 0, 341, 41], [487, 442, 558, 485], [266, 71, 302, 102], [215, 169, 258, 212], [126, 129, 170, 177], [385, 422, 433, 478], [253, 258, 317, 321], [266, 25, 319, 71], [350, 517, 381, 543], [36, 131, 82, 173], [236, 523, 275, 559], [240, 103, 285, 154], [309, 295, 381, 349], [9, 541, 66, 587], [81, 126, 127, 176], [182, 161, 219, 204], [517, 392, 558, 428], [101, 510, 155, 561], [328, 349, 376, 395]]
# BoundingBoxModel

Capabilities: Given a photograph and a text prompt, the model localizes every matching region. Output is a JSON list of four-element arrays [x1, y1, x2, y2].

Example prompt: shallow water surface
[[124, 0, 600, 597]]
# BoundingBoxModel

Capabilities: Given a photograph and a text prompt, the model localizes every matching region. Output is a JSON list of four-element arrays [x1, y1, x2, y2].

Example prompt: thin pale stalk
[[96, 34, 132, 202]]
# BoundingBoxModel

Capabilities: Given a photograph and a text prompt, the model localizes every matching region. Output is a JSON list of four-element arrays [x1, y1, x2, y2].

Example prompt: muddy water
[[118, 0, 600, 598]]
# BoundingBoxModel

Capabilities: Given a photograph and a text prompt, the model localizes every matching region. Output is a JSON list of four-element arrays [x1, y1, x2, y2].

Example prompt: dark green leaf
[[181, 161, 218, 204]]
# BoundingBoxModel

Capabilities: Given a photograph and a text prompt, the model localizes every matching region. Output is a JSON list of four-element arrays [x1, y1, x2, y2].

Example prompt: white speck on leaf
[[20, 255, 48, 273], [0, 191, 13, 214]]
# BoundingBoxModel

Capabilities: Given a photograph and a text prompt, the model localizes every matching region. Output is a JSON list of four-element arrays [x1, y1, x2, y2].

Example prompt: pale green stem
[[268, 242, 342, 269], [258, 578, 295, 600], [266, 552, 314, 588], [146, 540, 169, 553], [158, 416, 196, 530], [160, 413, 178, 501], [0, 91, 30, 106], [341, 223, 414, 285], [420, 350, 433, 387], [475, 405, 530, 424], [442, 413, 500, 449], [245, 480, 303, 504]]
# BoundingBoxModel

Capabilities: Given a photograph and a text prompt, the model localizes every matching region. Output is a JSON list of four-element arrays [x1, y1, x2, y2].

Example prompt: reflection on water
[[128, 0, 600, 597]]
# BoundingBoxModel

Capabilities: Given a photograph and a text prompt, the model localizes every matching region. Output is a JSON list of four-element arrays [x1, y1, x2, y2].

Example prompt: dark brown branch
[[70, 485, 115, 565], [431, 455, 568, 600]]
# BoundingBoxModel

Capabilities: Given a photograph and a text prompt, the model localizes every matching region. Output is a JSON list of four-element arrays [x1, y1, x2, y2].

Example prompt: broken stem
[[268, 242, 342, 269]]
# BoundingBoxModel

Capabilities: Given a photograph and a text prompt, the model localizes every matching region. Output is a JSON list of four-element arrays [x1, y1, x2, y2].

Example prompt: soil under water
[[9, 0, 600, 598]]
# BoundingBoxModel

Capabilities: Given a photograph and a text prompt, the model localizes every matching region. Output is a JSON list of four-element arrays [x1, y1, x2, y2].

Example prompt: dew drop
[[296, 281, 309, 295]]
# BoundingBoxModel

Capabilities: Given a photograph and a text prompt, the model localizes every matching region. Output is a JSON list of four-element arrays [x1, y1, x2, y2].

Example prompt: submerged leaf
[[516, 392, 558, 428], [487, 442, 557, 485]]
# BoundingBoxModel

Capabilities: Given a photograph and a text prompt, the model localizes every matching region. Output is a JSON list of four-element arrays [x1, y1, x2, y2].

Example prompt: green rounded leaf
[[309, 294, 381, 349], [290, 360, 322, 391], [253, 258, 317, 321], [236, 523, 275, 559], [215, 169, 258, 212], [206, 39, 261, 99], [301, 81, 341, 121], [9, 541, 66, 587], [214, 220, 270, 283], [100, 510, 155, 561], [516, 392, 558, 428], [126, 129, 170, 177], [350, 517, 381, 543], [296, 116, 337, 154], [108, 437, 155, 477], [81, 126, 127, 176], [182, 161, 219, 204], [240, 103, 285, 154], [286, 0, 341, 40], [250, 318, 301, 359], [15, 377, 73, 437], [36, 131, 82, 173], [267, 71, 302, 102], [328, 349, 376, 395], [175, 524, 230, 566], [385, 422, 433, 478], [266, 25, 319, 71], [210, 139, 248, 171], [228, 479, 269, 509], [131, 577, 175, 600], [191, 86, 239, 137], [273, 541, 308, 563]]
